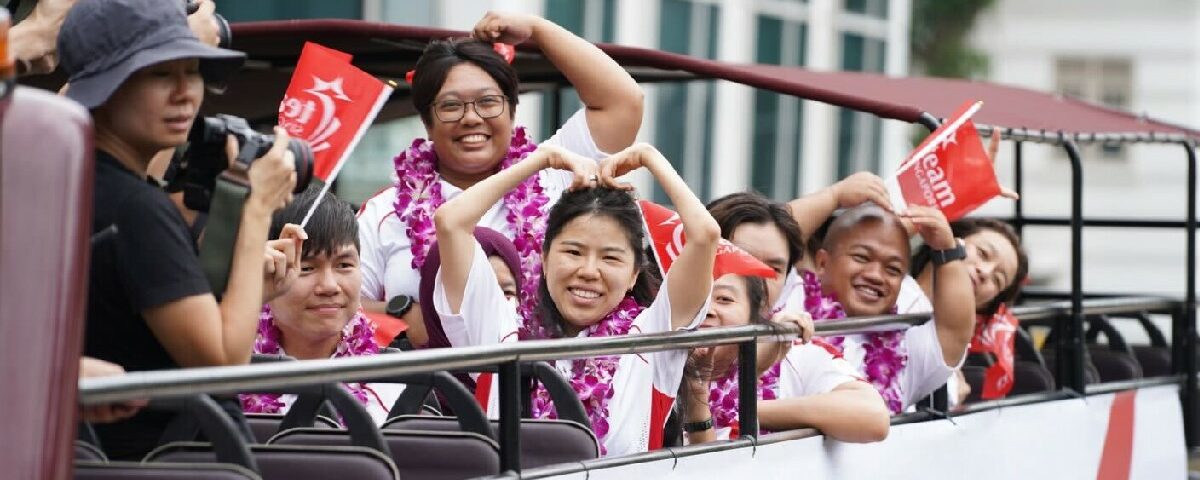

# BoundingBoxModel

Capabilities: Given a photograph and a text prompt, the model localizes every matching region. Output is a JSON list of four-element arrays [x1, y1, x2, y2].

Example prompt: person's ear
[[626, 267, 640, 296], [814, 248, 831, 275]]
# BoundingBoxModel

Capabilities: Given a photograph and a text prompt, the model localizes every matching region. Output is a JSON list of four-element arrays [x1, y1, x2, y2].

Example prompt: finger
[[268, 127, 291, 159], [263, 253, 277, 275], [271, 251, 287, 283], [988, 126, 1001, 163], [196, 0, 215, 15], [225, 134, 238, 166], [1000, 186, 1021, 200]]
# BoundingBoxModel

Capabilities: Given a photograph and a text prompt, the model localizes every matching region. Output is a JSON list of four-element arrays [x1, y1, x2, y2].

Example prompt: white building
[[968, 0, 1200, 297]]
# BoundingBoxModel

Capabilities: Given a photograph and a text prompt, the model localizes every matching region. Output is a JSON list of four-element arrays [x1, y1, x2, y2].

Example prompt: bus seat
[[268, 427, 499, 480], [383, 415, 599, 469], [74, 441, 107, 462], [75, 460, 261, 480], [1133, 345, 1172, 377], [1010, 361, 1055, 395], [961, 365, 985, 404], [1087, 347, 1143, 382], [1040, 349, 1101, 386], [144, 442, 398, 480], [243, 413, 337, 444]]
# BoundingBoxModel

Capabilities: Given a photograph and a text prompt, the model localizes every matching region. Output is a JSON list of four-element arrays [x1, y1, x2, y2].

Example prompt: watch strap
[[683, 417, 714, 433], [931, 240, 967, 266]]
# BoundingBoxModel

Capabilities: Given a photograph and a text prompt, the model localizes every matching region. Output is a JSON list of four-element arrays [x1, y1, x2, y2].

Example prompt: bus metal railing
[[77, 296, 1185, 472]]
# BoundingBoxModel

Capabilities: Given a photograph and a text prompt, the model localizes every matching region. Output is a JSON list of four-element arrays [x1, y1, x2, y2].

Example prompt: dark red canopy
[[22, 19, 1196, 139]]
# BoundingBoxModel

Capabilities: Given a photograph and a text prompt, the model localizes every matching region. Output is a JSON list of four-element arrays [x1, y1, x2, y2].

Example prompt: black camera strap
[[198, 176, 249, 297]]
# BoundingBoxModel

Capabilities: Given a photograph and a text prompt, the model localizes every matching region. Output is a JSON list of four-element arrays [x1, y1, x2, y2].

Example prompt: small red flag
[[968, 304, 1018, 399], [886, 100, 1001, 221], [637, 200, 775, 279], [278, 42, 393, 182]]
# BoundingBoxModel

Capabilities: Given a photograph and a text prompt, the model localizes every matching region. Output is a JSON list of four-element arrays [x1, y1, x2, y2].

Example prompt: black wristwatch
[[386, 295, 414, 318], [931, 239, 967, 266], [683, 417, 714, 433]]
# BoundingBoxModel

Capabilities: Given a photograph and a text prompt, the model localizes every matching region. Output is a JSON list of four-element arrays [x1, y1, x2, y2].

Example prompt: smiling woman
[[356, 11, 644, 349]]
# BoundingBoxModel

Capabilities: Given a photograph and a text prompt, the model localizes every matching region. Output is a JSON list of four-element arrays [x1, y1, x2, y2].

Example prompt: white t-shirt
[[782, 274, 962, 411], [357, 109, 608, 303], [433, 241, 709, 457], [712, 339, 862, 441]]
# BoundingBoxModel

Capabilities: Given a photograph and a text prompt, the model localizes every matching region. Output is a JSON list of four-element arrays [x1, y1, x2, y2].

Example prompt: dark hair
[[706, 191, 805, 267], [419, 227, 523, 350], [537, 188, 659, 337], [912, 218, 1029, 316], [269, 185, 359, 260], [411, 38, 520, 126]]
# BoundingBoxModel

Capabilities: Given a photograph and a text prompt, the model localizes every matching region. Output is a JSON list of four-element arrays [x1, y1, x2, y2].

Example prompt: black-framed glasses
[[432, 94, 508, 123]]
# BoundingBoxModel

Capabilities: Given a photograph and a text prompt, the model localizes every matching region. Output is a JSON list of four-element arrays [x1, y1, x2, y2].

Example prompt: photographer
[[59, 0, 297, 459]]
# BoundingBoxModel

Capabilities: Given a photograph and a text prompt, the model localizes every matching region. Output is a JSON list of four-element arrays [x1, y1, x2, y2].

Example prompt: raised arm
[[435, 145, 597, 312], [473, 12, 643, 153], [786, 172, 892, 246], [901, 206, 975, 367], [758, 381, 890, 443], [601, 144, 720, 330]]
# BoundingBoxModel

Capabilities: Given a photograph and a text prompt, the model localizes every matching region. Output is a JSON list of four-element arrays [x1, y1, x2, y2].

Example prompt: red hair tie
[[405, 42, 515, 85]]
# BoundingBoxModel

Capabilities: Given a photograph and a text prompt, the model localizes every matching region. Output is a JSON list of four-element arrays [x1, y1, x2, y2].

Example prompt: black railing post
[[737, 340, 759, 439], [1013, 139, 1025, 238], [1060, 140, 1086, 393], [498, 360, 522, 473], [550, 85, 564, 131], [1182, 140, 1198, 448]]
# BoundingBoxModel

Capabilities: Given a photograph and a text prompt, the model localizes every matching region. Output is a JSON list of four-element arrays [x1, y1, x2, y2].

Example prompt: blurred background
[[214, 0, 1200, 302]]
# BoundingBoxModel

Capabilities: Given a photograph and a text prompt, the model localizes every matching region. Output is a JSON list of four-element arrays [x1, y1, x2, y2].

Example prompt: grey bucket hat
[[57, 0, 246, 109]]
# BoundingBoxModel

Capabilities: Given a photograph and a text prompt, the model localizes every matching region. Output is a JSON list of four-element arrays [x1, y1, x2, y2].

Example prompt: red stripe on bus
[[1096, 390, 1136, 480]]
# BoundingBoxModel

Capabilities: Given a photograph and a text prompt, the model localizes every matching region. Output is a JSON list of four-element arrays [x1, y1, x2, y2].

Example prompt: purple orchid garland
[[800, 270, 907, 414], [240, 305, 380, 414], [392, 126, 550, 340], [528, 296, 643, 456]]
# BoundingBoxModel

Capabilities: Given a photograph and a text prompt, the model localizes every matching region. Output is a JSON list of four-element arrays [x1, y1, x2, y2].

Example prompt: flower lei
[[528, 296, 643, 455], [707, 362, 782, 436], [392, 127, 550, 339], [240, 305, 380, 414], [801, 270, 907, 414]]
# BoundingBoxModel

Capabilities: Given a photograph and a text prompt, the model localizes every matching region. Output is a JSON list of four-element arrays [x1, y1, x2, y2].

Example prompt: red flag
[[637, 200, 775, 279], [278, 42, 393, 182], [968, 304, 1018, 399], [885, 100, 1001, 221]]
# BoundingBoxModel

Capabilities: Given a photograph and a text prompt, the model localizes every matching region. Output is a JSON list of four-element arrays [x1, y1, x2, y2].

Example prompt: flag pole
[[895, 101, 984, 174]]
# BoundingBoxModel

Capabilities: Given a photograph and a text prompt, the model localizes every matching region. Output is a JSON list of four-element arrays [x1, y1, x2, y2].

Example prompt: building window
[[843, 0, 887, 19], [541, 0, 618, 142], [836, 33, 886, 180], [750, 15, 807, 201], [216, 0, 361, 21], [653, 0, 720, 203], [1055, 57, 1133, 160]]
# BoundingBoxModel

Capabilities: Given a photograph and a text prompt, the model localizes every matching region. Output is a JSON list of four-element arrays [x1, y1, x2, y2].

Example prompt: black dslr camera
[[168, 114, 314, 212]]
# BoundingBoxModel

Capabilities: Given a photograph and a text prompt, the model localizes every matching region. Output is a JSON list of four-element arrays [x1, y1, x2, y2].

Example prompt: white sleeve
[[896, 275, 933, 314], [539, 108, 610, 197], [541, 108, 609, 160], [778, 342, 862, 398], [899, 321, 958, 408], [356, 191, 391, 302], [432, 242, 521, 347], [635, 276, 712, 395]]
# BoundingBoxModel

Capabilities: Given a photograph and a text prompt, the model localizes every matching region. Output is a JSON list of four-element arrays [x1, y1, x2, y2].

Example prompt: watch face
[[387, 295, 411, 317]]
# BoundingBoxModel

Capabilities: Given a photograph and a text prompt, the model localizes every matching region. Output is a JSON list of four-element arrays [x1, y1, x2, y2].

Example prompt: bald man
[[805, 202, 975, 412]]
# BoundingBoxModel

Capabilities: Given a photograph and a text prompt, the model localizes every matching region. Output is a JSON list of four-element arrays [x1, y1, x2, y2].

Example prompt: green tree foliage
[[910, 0, 996, 79]]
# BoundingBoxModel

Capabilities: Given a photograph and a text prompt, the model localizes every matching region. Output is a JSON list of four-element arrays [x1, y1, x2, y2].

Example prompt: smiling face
[[699, 274, 762, 372], [543, 214, 640, 334], [962, 229, 1021, 310], [94, 58, 203, 158], [728, 222, 790, 306], [815, 222, 909, 316], [268, 244, 362, 358], [425, 63, 515, 187]]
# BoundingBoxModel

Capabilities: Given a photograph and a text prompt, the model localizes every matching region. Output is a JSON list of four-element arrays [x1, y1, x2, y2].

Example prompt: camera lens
[[287, 138, 314, 193]]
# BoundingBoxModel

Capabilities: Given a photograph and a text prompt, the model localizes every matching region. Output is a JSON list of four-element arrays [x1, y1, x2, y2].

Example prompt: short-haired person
[[679, 274, 889, 444], [431, 143, 720, 456], [357, 11, 644, 348], [241, 188, 404, 425], [794, 203, 975, 414], [61, 0, 298, 459], [705, 192, 805, 311]]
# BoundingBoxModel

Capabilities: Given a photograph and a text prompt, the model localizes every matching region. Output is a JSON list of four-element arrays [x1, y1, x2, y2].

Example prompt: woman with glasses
[[357, 11, 644, 347]]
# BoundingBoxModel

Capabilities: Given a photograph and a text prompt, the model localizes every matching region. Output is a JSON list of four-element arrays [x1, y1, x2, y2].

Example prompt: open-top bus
[[5, 19, 1197, 479]]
